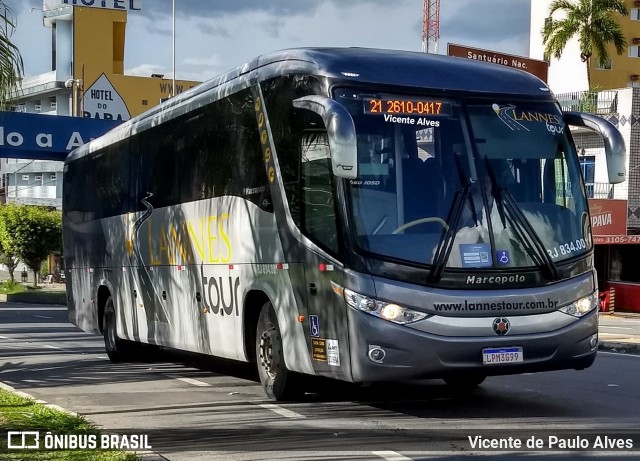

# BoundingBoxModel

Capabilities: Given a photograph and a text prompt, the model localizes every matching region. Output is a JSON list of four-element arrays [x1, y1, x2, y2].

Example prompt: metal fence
[[585, 182, 614, 199], [556, 90, 618, 115]]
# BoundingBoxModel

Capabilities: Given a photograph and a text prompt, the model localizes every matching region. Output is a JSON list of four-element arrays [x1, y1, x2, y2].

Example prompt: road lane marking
[[372, 451, 412, 460], [601, 326, 633, 330], [258, 403, 306, 419], [175, 376, 211, 387], [32, 315, 54, 319], [44, 345, 61, 349]]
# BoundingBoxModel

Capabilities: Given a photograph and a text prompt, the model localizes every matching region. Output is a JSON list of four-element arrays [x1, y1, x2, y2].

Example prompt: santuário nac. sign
[[43, 0, 141, 12]]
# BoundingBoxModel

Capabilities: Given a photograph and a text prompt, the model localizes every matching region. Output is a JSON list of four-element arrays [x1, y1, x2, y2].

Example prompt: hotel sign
[[447, 43, 548, 82], [43, 0, 141, 11], [83, 74, 131, 121]]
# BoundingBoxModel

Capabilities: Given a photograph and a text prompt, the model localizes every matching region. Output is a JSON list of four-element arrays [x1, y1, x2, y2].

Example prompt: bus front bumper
[[347, 308, 598, 383]]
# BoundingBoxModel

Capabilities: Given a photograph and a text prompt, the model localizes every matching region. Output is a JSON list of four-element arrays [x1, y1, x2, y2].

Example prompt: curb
[[0, 381, 78, 417], [0, 381, 169, 460], [598, 341, 640, 355], [0, 292, 66, 305]]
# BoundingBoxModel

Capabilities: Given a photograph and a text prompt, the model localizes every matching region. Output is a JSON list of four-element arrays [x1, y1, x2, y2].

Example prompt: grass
[[0, 388, 140, 460], [0, 280, 26, 294]]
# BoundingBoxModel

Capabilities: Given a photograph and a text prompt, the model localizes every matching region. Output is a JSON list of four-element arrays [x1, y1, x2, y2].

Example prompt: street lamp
[[64, 78, 83, 117], [172, 0, 176, 97]]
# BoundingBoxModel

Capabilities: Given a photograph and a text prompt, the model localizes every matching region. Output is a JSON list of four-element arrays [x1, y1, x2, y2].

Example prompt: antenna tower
[[422, 0, 440, 54]]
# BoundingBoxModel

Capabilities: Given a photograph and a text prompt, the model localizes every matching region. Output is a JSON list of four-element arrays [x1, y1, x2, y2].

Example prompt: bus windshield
[[334, 88, 591, 270]]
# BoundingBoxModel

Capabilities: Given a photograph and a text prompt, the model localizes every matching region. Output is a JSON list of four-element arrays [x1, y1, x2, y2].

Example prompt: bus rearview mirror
[[293, 95, 358, 179], [564, 111, 626, 184]]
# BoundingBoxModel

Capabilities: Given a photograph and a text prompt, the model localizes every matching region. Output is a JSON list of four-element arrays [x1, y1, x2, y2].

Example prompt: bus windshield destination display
[[365, 97, 450, 116]]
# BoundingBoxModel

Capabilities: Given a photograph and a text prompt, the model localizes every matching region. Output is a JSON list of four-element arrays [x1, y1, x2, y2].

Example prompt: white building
[[1, 3, 76, 209]]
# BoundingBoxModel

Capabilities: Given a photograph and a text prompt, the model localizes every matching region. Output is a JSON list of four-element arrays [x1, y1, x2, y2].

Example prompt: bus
[[63, 48, 626, 400]]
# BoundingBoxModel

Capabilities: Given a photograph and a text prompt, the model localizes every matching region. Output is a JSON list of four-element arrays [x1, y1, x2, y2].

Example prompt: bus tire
[[103, 296, 128, 363], [256, 302, 303, 401], [443, 374, 486, 391]]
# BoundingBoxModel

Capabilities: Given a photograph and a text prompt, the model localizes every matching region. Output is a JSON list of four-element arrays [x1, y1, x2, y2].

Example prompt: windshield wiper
[[429, 185, 469, 283], [484, 158, 560, 280], [453, 153, 479, 226], [430, 152, 481, 282]]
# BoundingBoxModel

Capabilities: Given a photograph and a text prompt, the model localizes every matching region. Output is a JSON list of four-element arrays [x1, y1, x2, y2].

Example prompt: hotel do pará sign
[[83, 74, 131, 121], [43, 0, 141, 12]]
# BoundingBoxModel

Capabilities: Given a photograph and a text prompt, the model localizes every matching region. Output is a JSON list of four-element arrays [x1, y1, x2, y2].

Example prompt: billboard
[[589, 199, 629, 244], [447, 43, 549, 82], [0, 112, 121, 161]]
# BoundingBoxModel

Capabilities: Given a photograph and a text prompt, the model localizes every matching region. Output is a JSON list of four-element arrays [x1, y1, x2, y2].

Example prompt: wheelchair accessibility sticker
[[310, 315, 320, 338], [497, 250, 511, 266]]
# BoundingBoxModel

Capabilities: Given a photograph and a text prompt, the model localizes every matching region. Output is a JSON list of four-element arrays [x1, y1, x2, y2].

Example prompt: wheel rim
[[259, 330, 276, 378]]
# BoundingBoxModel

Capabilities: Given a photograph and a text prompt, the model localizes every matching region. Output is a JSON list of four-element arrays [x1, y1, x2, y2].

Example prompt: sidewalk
[[598, 311, 640, 354]]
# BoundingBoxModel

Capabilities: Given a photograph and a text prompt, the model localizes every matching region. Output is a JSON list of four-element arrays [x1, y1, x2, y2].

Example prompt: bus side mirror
[[293, 95, 358, 179], [563, 111, 626, 184]]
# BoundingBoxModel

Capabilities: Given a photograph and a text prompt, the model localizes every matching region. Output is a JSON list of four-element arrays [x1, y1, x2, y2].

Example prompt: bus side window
[[301, 131, 340, 254], [262, 75, 324, 229]]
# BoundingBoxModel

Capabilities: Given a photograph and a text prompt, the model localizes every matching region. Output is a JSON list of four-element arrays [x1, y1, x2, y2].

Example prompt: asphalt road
[[1, 303, 640, 461]]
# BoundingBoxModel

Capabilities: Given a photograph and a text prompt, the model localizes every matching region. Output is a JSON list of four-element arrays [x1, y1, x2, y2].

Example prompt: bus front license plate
[[482, 347, 523, 365]]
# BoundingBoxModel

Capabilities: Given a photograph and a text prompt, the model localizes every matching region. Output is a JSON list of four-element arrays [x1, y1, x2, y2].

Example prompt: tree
[[0, 204, 62, 287], [0, 2, 23, 107], [0, 243, 19, 282], [542, 0, 628, 88]]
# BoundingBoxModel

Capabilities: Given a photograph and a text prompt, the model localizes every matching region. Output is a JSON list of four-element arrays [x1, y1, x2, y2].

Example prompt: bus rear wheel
[[103, 296, 129, 363], [256, 302, 303, 401]]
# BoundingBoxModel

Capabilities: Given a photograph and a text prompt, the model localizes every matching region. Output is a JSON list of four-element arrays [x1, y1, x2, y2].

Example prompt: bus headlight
[[559, 292, 598, 317], [343, 288, 429, 325]]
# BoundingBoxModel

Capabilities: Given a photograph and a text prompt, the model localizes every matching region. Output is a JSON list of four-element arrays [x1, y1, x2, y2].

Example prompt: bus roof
[[68, 47, 553, 162], [249, 47, 550, 97]]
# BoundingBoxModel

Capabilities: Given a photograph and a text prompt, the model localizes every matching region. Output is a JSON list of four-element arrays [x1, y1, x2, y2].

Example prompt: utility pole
[[172, 0, 176, 97]]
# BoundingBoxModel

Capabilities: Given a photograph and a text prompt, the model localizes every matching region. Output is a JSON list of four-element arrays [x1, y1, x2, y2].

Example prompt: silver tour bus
[[63, 48, 625, 400]]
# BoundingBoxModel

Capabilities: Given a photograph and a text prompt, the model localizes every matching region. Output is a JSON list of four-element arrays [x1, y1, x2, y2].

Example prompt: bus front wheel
[[443, 374, 486, 391], [256, 302, 303, 401]]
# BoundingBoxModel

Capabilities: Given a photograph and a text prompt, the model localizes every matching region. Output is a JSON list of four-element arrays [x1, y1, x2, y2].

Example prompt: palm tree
[[0, 2, 23, 108], [542, 0, 628, 88]]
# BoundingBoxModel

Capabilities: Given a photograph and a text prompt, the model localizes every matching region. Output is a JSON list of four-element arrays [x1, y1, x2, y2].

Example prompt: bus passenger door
[[299, 131, 352, 381]]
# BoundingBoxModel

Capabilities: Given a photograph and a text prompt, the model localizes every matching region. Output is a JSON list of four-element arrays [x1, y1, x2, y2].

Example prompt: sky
[[7, 0, 532, 83]]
